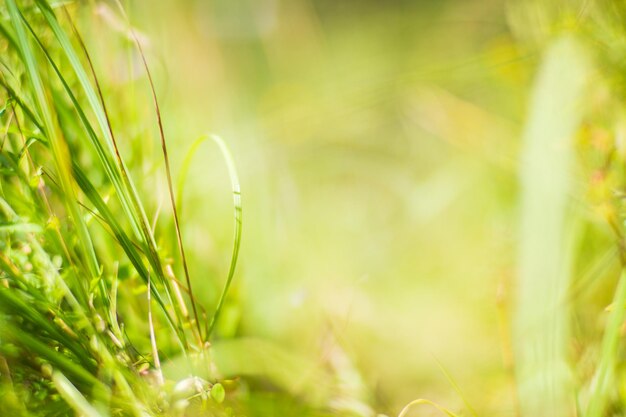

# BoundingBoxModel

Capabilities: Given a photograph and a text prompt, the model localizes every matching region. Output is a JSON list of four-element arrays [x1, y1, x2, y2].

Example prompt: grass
[[0, 0, 238, 415], [3, 0, 626, 416]]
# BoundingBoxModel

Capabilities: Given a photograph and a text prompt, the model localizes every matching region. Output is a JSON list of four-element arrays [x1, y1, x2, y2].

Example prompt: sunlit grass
[[0, 1, 238, 415], [3, 0, 626, 416]]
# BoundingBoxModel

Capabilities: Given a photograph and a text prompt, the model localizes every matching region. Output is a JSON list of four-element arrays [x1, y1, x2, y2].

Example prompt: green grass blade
[[72, 163, 187, 350], [0, 287, 96, 372], [38, 1, 146, 244], [176, 134, 242, 339], [4, 5, 189, 350], [32, 2, 188, 347], [111, 0, 202, 342], [2, 321, 105, 391], [51, 372, 105, 417], [397, 399, 461, 417], [200, 135, 242, 339], [585, 268, 626, 417], [6, 0, 100, 283]]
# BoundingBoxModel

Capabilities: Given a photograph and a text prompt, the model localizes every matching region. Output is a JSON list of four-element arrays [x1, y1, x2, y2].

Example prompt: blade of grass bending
[[111, 0, 202, 343], [514, 35, 590, 417], [585, 268, 626, 417], [195, 135, 243, 339], [6, 0, 100, 286], [397, 399, 461, 417], [175, 136, 207, 216], [176, 134, 242, 338], [432, 355, 479, 417]]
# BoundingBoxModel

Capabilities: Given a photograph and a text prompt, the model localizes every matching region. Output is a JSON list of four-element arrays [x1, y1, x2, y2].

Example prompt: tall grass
[[0, 1, 239, 415]]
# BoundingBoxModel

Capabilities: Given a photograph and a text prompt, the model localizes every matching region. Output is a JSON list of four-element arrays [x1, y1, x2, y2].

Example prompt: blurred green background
[[84, 0, 531, 415]]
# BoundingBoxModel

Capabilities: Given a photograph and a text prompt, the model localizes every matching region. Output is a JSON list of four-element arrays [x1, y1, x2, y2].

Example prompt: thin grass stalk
[[585, 268, 626, 417], [110, 0, 203, 343], [174, 134, 242, 339]]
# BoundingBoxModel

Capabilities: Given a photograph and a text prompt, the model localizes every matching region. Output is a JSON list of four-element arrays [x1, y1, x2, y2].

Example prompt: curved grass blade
[[188, 135, 243, 339], [175, 134, 242, 339], [397, 399, 462, 417]]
